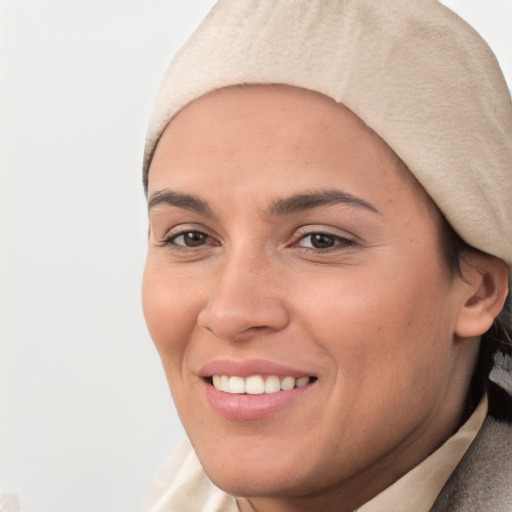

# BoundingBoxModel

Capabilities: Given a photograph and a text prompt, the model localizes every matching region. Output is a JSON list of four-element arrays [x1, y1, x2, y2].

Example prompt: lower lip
[[203, 380, 313, 420]]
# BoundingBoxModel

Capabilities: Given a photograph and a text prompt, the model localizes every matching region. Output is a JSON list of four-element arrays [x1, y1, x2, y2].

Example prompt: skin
[[142, 85, 500, 512]]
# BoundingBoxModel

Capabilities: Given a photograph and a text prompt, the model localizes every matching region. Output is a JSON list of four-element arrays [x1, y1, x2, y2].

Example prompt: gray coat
[[432, 353, 512, 511]]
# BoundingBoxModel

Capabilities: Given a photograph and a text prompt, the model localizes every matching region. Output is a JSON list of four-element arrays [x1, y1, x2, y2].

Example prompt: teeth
[[220, 375, 229, 392], [211, 375, 311, 394], [296, 376, 310, 388], [246, 375, 265, 394], [264, 375, 280, 394], [228, 376, 245, 394], [280, 376, 295, 391]]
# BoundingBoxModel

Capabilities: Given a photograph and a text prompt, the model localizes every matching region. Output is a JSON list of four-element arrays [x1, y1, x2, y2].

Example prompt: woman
[[140, 1, 512, 511]]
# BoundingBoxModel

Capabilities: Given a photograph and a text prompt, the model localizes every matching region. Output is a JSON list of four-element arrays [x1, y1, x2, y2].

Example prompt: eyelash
[[159, 228, 356, 254], [292, 231, 356, 252], [159, 229, 217, 250]]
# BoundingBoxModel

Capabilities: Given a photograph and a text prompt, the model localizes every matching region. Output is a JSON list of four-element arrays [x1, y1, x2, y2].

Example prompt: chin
[[205, 462, 305, 499], [195, 437, 326, 500]]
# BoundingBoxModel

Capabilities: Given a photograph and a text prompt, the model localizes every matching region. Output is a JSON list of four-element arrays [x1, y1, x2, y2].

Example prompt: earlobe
[[454, 254, 509, 339]]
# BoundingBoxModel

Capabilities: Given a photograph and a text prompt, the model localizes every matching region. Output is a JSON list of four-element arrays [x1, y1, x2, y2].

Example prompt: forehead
[[161, 85, 395, 161], [148, 85, 437, 216]]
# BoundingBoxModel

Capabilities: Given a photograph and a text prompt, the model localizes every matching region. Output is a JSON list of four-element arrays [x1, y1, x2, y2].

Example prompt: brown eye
[[296, 231, 355, 251], [183, 231, 207, 246], [309, 233, 336, 249], [169, 230, 210, 247]]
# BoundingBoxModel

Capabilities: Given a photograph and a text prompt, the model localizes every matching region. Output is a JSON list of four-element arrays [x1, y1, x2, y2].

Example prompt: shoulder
[[431, 352, 512, 512]]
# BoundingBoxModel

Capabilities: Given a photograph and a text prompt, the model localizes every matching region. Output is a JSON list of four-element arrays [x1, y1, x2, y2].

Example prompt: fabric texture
[[143, 0, 512, 274], [431, 418, 512, 511], [431, 381, 512, 511]]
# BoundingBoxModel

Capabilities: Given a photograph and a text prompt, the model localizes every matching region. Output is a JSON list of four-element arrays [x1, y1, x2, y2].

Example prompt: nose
[[197, 251, 290, 342]]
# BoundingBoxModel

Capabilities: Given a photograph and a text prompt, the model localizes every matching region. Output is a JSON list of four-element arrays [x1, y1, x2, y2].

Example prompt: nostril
[[197, 279, 290, 341]]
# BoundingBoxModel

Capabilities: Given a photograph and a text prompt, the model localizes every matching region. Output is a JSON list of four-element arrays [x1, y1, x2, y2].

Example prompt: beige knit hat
[[143, 0, 512, 270]]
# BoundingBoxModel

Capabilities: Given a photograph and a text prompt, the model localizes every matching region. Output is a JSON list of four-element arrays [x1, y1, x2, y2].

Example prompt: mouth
[[207, 374, 315, 394], [199, 359, 318, 419], [199, 360, 318, 420]]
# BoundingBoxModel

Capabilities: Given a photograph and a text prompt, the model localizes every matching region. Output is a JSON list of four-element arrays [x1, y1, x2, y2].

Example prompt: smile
[[211, 375, 312, 394], [200, 359, 317, 419]]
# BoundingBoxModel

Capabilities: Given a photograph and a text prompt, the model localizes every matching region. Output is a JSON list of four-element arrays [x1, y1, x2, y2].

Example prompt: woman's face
[[143, 86, 476, 508]]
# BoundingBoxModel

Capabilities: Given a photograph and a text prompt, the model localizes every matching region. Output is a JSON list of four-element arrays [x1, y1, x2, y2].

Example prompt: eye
[[166, 230, 212, 248], [301, 233, 337, 249], [295, 231, 355, 250]]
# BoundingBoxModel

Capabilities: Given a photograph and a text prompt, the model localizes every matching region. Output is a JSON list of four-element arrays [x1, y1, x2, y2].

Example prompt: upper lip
[[199, 358, 316, 379]]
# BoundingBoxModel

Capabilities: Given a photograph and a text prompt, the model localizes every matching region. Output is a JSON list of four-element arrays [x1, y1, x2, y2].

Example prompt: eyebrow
[[268, 189, 380, 216], [148, 190, 214, 217], [147, 188, 379, 217]]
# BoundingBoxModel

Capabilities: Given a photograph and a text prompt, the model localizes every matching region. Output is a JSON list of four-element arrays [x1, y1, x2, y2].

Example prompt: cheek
[[142, 258, 202, 368], [303, 276, 455, 459], [302, 260, 456, 399]]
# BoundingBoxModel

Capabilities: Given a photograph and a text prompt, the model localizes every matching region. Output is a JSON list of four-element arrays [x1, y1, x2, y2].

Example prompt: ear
[[454, 253, 509, 338]]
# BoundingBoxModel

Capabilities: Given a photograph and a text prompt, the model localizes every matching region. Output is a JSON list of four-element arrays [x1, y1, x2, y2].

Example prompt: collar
[[356, 394, 488, 512]]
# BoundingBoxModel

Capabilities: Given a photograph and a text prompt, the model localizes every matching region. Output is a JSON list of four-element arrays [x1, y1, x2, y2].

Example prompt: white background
[[0, 1, 510, 511]]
